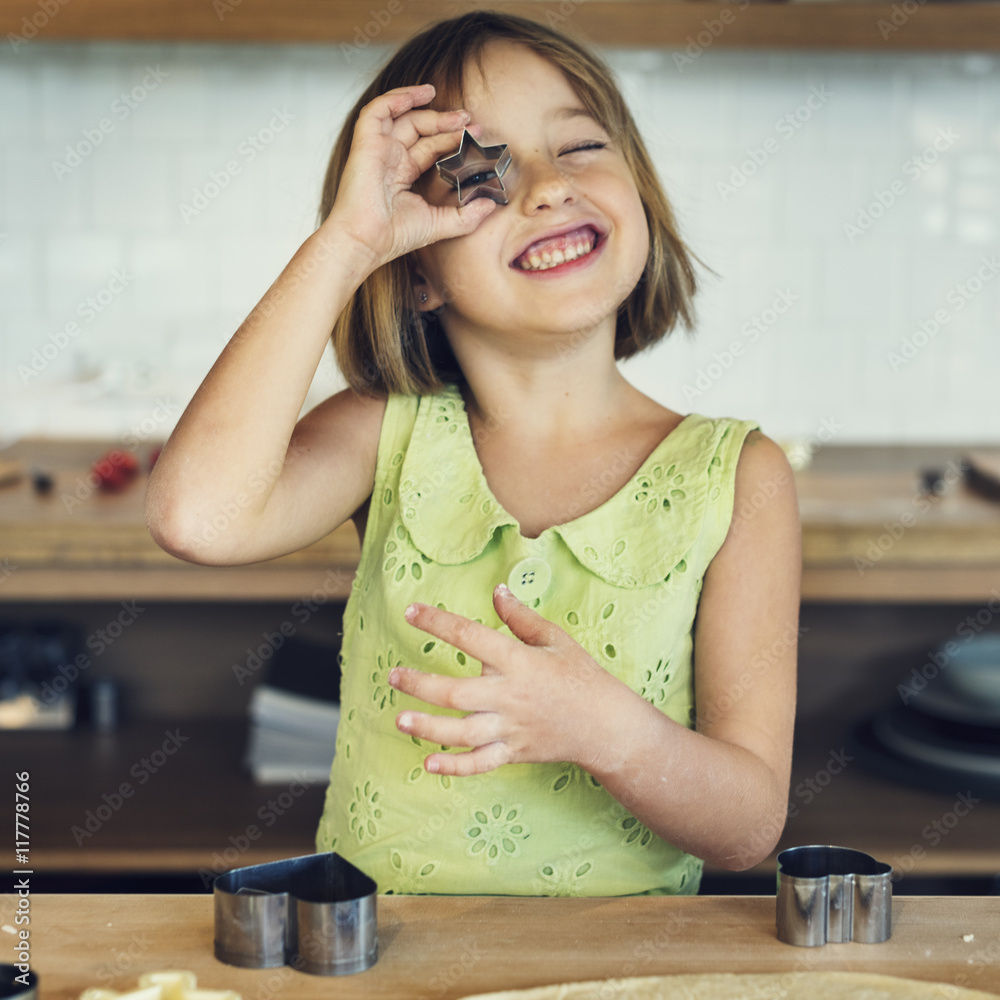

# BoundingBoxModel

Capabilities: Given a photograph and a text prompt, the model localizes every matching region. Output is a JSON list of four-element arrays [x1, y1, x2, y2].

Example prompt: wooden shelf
[[6, 716, 999, 877], [0, 440, 1000, 603], [1, 0, 1000, 50], [2, 438, 999, 603]]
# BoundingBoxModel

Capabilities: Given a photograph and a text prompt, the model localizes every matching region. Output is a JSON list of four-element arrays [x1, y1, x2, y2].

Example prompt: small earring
[[419, 292, 428, 304]]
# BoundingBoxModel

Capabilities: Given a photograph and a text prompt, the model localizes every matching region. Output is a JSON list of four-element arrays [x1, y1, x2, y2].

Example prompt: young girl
[[146, 11, 801, 897]]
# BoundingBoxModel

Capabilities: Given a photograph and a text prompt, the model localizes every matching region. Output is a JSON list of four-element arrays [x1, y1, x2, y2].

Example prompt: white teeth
[[516, 233, 596, 271]]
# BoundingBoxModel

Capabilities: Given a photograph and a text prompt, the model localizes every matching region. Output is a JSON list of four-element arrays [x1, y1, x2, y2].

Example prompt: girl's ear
[[409, 257, 445, 312], [412, 275, 445, 312]]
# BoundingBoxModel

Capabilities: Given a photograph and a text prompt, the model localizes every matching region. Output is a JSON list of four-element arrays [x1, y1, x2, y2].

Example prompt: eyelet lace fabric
[[316, 384, 760, 896]]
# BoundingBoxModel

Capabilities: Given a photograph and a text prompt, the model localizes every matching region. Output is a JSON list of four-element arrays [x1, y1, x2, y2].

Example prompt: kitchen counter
[[19, 894, 1000, 998], [2, 439, 999, 602]]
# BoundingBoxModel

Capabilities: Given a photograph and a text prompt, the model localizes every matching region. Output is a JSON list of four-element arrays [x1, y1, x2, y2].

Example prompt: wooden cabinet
[[2, 438, 999, 881]]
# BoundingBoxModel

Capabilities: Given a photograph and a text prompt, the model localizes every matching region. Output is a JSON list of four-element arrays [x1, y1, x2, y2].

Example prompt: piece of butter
[[79, 972, 240, 1000], [138, 972, 197, 1000]]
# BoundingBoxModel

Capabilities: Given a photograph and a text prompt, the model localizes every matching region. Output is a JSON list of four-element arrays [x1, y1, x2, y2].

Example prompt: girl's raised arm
[[144, 86, 494, 566]]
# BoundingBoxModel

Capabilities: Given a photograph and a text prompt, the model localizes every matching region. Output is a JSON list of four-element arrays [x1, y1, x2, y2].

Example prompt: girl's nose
[[511, 156, 577, 212]]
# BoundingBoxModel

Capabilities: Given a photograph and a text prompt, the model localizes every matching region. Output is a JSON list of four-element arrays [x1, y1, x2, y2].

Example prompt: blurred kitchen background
[[1, 7, 999, 894], [1, 40, 998, 442]]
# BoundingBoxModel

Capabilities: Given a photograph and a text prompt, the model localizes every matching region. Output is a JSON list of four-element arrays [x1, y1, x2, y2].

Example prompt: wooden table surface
[[14, 894, 1000, 999]]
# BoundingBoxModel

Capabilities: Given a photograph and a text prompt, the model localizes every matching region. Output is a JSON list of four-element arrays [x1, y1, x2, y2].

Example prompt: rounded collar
[[398, 384, 722, 588]]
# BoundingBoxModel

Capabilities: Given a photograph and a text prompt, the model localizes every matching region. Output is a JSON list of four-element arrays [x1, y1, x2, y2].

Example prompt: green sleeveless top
[[315, 383, 760, 896]]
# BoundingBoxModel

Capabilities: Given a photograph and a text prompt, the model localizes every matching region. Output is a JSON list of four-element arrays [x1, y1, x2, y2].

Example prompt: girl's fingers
[[425, 742, 510, 776], [429, 198, 499, 242], [395, 708, 499, 748], [402, 121, 474, 176], [356, 86, 470, 149], [492, 583, 563, 648], [403, 602, 515, 667], [353, 83, 437, 138], [388, 107, 468, 144], [388, 664, 493, 713]]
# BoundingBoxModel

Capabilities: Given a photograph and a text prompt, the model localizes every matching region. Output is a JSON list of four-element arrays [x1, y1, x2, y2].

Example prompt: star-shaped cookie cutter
[[435, 128, 512, 205]]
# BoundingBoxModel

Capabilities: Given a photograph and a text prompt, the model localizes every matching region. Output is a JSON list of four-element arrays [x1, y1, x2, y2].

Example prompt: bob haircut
[[320, 9, 708, 397]]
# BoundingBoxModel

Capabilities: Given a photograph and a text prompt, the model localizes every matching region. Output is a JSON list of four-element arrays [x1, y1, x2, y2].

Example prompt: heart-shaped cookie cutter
[[776, 845, 892, 947], [213, 852, 377, 975]]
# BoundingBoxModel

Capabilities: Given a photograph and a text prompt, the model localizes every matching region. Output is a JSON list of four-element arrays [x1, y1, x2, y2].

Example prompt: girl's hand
[[324, 84, 498, 271], [387, 583, 635, 776]]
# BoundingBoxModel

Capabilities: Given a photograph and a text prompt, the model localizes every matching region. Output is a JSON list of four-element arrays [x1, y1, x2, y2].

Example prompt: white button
[[507, 557, 551, 603]]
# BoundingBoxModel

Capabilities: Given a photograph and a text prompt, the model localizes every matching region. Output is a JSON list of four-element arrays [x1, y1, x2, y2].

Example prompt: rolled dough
[[459, 971, 997, 999]]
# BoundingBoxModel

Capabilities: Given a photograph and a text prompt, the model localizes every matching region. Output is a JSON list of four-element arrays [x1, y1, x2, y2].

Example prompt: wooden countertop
[[2, 438, 999, 603], [18, 894, 1000, 998], [9, 719, 1000, 877]]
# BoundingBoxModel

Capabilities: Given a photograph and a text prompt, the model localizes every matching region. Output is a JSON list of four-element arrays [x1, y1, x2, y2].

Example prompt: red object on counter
[[92, 449, 140, 492]]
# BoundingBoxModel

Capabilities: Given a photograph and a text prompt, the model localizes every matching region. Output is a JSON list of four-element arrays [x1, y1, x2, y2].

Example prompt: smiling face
[[412, 41, 651, 364]]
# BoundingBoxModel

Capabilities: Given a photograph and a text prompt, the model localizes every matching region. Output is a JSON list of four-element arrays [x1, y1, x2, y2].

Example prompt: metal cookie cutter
[[213, 852, 377, 975], [435, 128, 512, 205], [776, 845, 892, 947]]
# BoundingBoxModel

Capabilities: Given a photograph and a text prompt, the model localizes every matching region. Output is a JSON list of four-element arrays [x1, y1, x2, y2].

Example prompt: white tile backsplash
[[1, 42, 998, 444]]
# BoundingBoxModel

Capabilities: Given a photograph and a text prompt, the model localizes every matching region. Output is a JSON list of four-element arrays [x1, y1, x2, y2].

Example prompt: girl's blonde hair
[[320, 9, 707, 397]]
